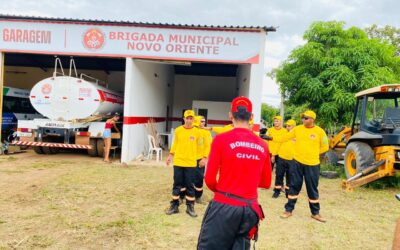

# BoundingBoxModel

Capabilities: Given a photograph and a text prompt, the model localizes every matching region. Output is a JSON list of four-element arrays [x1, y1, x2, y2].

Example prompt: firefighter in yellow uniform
[[194, 116, 212, 204], [273, 119, 296, 198], [209, 124, 234, 134], [274, 110, 329, 222], [208, 119, 255, 135], [165, 110, 205, 217], [266, 116, 287, 174]]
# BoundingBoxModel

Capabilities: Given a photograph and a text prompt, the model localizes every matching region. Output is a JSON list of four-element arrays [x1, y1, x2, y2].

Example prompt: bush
[[365, 173, 400, 189]]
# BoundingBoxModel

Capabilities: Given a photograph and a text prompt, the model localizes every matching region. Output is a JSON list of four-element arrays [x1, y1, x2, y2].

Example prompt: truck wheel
[[88, 138, 98, 157], [344, 142, 374, 179], [42, 147, 53, 154], [50, 147, 60, 154], [33, 146, 44, 154], [322, 150, 339, 166], [97, 139, 104, 157]]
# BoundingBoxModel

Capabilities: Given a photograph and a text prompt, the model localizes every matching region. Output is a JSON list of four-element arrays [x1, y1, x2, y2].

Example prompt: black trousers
[[197, 201, 259, 250], [194, 159, 205, 198], [273, 157, 294, 193], [172, 166, 196, 204], [284, 161, 321, 215], [270, 154, 276, 171]]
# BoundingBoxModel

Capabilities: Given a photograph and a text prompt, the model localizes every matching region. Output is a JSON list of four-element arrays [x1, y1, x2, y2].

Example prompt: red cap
[[231, 96, 252, 113]]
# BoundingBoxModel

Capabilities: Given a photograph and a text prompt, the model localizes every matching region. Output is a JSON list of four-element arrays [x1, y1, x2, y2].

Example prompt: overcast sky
[[0, 0, 399, 107]]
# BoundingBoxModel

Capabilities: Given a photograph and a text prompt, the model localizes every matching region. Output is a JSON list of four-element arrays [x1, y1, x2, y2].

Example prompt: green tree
[[365, 24, 400, 56], [261, 103, 279, 127], [274, 21, 400, 129], [283, 103, 310, 125]]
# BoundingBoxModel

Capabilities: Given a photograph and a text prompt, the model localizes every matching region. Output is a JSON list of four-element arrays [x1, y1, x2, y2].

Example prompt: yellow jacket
[[197, 128, 212, 160], [278, 137, 296, 160], [277, 125, 329, 165], [211, 124, 233, 134], [266, 127, 288, 156], [170, 126, 201, 167]]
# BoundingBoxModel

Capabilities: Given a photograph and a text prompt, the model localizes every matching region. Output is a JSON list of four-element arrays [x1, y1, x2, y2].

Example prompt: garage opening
[[172, 62, 245, 128], [2, 53, 126, 157], [122, 58, 252, 162]]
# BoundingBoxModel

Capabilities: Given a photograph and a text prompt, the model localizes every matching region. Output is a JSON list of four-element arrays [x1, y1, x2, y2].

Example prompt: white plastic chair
[[147, 135, 162, 161]]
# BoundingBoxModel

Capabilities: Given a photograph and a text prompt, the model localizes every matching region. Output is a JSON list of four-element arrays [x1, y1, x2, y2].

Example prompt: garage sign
[[0, 19, 264, 64]]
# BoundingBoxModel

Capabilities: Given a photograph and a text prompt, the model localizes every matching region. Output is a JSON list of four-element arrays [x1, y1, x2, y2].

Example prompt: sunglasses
[[302, 117, 311, 120], [200, 121, 206, 123]]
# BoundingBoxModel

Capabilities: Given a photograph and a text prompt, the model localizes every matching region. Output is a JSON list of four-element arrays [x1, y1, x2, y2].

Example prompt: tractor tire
[[33, 146, 44, 154], [88, 138, 98, 157], [344, 142, 374, 179], [321, 150, 339, 166], [97, 139, 105, 157]]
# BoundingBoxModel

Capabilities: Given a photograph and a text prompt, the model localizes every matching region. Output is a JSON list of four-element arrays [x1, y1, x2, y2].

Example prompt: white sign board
[[0, 19, 264, 63]]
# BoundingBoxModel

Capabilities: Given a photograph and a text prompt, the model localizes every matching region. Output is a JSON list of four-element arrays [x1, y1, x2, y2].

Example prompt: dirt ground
[[0, 150, 399, 250]]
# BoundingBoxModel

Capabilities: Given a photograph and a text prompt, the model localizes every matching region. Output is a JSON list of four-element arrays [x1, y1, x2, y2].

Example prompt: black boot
[[272, 191, 280, 198], [186, 202, 197, 217], [195, 196, 206, 204], [166, 200, 179, 215]]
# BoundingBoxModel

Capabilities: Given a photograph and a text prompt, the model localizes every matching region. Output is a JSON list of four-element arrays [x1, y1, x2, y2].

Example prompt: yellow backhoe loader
[[325, 84, 400, 190]]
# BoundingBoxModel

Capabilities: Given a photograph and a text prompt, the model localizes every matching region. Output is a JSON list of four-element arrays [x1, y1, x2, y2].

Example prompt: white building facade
[[0, 15, 275, 163]]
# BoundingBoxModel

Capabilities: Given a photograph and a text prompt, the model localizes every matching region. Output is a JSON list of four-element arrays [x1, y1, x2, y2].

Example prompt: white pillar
[[121, 58, 134, 163], [248, 33, 267, 124]]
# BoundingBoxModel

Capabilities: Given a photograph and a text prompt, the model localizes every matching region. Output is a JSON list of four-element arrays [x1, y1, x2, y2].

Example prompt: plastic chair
[[147, 135, 162, 161]]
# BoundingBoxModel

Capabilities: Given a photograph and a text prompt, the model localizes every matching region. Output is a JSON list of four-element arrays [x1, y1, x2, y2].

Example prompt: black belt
[[217, 191, 256, 205]]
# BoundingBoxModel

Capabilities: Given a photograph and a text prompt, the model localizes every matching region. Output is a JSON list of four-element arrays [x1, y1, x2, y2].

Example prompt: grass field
[[0, 151, 398, 249]]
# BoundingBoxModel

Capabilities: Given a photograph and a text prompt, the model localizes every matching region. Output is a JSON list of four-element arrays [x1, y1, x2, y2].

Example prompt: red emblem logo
[[189, 136, 195, 141], [83, 28, 105, 50], [41, 83, 52, 94], [310, 134, 316, 139]]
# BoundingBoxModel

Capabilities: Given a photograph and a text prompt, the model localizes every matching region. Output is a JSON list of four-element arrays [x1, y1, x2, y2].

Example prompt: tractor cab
[[351, 84, 400, 146], [343, 84, 400, 190]]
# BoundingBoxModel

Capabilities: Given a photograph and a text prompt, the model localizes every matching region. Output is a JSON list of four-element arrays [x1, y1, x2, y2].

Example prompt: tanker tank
[[30, 76, 124, 121]]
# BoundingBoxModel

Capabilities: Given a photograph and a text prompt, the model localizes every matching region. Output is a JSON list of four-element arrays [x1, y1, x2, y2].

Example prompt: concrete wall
[[121, 59, 174, 163], [192, 100, 231, 125], [237, 65, 251, 97], [171, 75, 236, 128]]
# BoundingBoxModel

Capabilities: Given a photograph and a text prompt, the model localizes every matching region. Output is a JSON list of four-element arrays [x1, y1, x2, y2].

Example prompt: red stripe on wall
[[207, 120, 231, 125], [124, 116, 167, 124], [123, 116, 231, 125]]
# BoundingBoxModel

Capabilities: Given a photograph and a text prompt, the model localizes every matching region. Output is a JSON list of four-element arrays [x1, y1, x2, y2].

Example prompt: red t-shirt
[[205, 127, 272, 209]]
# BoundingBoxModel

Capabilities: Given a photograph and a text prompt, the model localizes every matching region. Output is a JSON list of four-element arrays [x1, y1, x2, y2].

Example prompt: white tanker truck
[[14, 58, 123, 156]]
